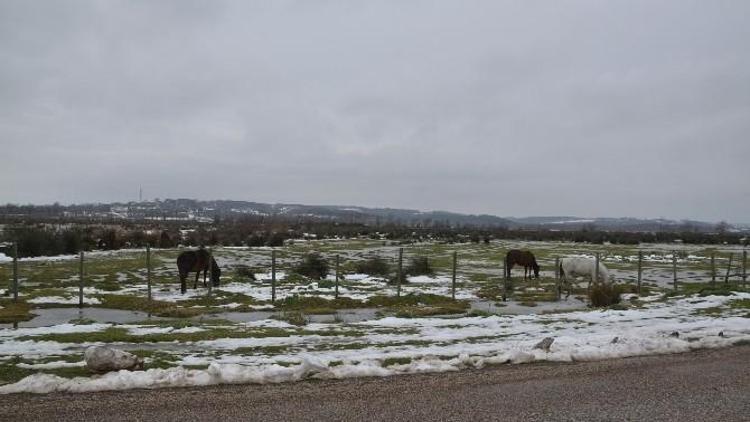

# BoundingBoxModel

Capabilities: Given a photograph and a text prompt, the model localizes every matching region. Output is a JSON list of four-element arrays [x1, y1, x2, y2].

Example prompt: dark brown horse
[[505, 249, 540, 279], [177, 249, 221, 294]]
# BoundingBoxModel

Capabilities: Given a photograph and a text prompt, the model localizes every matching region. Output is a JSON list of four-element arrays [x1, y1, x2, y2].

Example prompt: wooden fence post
[[271, 249, 277, 304], [637, 251, 643, 295], [724, 253, 733, 284], [672, 251, 677, 291], [146, 245, 152, 301], [710, 253, 716, 284], [335, 254, 340, 299], [554, 256, 560, 301], [595, 252, 600, 285], [12, 241, 18, 303], [743, 250, 747, 287], [451, 251, 457, 300], [501, 251, 508, 302], [397, 248, 403, 298], [79, 251, 84, 308]]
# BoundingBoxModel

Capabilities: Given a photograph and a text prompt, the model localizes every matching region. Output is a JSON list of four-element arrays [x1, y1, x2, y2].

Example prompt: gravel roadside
[[2, 345, 749, 422]]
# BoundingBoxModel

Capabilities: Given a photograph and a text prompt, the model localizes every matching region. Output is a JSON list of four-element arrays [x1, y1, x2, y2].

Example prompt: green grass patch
[[97, 294, 204, 318], [694, 306, 723, 316], [177, 291, 261, 308], [0, 356, 91, 385], [392, 303, 468, 318], [130, 350, 180, 369], [383, 357, 412, 367], [466, 309, 494, 317], [0, 358, 36, 385], [674, 282, 747, 297], [233, 345, 292, 355], [0, 301, 35, 323], [277, 295, 364, 311], [129, 318, 235, 328], [19, 325, 305, 344], [729, 298, 750, 310]]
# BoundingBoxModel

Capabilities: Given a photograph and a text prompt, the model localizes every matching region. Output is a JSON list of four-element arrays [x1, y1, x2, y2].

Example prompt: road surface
[[2, 346, 749, 421]]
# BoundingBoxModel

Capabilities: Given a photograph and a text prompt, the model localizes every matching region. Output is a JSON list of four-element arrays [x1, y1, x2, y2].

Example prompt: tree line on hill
[[0, 216, 746, 258]]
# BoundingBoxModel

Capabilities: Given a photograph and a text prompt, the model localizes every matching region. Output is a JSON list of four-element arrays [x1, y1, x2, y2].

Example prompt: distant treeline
[[0, 217, 746, 258]]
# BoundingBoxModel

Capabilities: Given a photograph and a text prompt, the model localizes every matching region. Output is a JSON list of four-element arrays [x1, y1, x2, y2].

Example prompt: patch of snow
[[18, 361, 86, 370], [2, 292, 749, 394], [28, 296, 101, 305], [407, 275, 453, 285]]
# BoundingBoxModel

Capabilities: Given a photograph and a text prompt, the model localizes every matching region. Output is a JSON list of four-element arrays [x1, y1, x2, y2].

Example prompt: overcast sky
[[1, 1, 748, 223]]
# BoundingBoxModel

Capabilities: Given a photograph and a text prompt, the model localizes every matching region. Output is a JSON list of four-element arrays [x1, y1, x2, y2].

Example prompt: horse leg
[[203, 269, 207, 288], [194, 272, 199, 290], [179, 273, 187, 295]]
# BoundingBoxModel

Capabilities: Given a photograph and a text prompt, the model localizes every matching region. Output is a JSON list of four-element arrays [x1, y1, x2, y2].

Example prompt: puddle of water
[[213, 311, 275, 323], [306, 308, 379, 323], [215, 308, 379, 324], [0, 307, 382, 329], [0, 308, 164, 329]]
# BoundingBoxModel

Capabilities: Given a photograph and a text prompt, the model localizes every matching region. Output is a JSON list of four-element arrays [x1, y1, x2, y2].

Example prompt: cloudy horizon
[[2, 1, 749, 223]]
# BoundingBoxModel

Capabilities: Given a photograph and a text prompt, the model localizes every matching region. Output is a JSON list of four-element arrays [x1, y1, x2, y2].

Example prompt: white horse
[[559, 257, 611, 297]]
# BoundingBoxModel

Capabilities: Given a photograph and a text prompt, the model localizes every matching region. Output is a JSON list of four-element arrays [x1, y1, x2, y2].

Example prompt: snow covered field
[[1, 291, 748, 394], [1, 240, 748, 394]]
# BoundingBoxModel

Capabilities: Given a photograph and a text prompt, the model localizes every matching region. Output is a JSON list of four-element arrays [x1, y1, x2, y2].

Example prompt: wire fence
[[3, 243, 748, 308]]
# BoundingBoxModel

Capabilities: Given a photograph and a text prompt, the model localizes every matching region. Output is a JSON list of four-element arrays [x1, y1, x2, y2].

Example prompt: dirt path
[[3, 346, 749, 421]]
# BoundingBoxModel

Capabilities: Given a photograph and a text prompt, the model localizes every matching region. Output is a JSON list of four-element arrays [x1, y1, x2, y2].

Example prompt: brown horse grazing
[[505, 249, 540, 280], [177, 249, 221, 294]]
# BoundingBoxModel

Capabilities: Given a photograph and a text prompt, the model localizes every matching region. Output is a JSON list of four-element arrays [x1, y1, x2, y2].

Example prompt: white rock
[[84, 346, 144, 373]]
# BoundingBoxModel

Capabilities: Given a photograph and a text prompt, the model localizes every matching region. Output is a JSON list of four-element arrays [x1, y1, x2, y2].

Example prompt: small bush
[[355, 257, 391, 277], [406, 256, 434, 277], [589, 283, 622, 307], [295, 253, 329, 280], [316, 279, 336, 289]]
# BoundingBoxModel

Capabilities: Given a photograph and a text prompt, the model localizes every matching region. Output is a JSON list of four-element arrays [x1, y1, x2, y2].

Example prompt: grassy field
[[1, 239, 748, 391], [1, 239, 747, 324]]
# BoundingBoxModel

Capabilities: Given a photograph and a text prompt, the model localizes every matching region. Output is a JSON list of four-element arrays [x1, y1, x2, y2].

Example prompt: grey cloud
[[1, 0, 749, 222]]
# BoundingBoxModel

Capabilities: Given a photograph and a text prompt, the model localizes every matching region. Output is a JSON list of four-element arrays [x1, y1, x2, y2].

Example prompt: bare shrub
[[295, 253, 329, 280], [589, 283, 622, 307], [355, 257, 390, 277]]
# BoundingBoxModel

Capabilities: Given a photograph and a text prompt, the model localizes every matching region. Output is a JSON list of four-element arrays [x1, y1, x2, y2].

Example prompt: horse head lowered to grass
[[559, 257, 611, 297], [177, 248, 221, 294], [505, 249, 540, 280]]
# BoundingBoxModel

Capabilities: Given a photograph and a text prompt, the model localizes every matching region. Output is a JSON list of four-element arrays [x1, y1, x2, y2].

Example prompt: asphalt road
[[2, 346, 749, 421]]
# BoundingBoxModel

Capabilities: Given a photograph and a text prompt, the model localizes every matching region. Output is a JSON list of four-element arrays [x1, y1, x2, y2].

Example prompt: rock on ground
[[84, 346, 144, 373]]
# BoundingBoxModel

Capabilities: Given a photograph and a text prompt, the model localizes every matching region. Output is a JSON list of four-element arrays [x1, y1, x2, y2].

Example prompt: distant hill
[[505, 216, 723, 232], [0, 199, 738, 233]]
